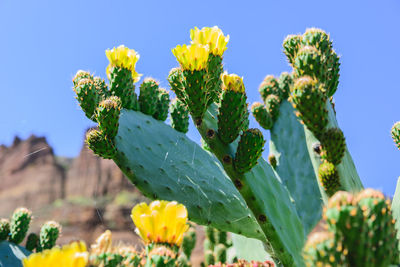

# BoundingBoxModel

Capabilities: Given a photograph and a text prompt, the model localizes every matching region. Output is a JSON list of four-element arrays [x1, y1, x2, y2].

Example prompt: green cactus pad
[[259, 75, 280, 102], [269, 100, 323, 233], [39, 221, 61, 251], [113, 109, 265, 240], [218, 89, 248, 144], [73, 78, 102, 121], [73, 70, 93, 87], [265, 95, 280, 121], [206, 54, 223, 105], [234, 129, 265, 173], [93, 76, 110, 98], [324, 51, 340, 97], [391, 121, 400, 149], [25, 233, 39, 252], [9, 208, 32, 245], [320, 127, 346, 165], [153, 88, 170, 121], [170, 98, 189, 133], [302, 28, 332, 58], [182, 69, 208, 121], [290, 76, 328, 138], [139, 78, 159, 115], [278, 72, 293, 100], [86, 129, 116, 159], [96, 96, 122, 139], [0, 219, 10, 241], [251, 102, 273, 130], [318, 162, 340, 196], [283, 34, 302, 65], [293, 46, 322, 79], [108, 66, 139, 110], [391, 177, 400, 261], [167, 67, 187, 103], [0, 241, 31, 267]]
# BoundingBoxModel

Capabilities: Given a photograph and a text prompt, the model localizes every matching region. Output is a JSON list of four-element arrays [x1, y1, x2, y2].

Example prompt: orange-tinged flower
[[172, 44, 209, 71], [190, 26, 229, 56], [90, 230, 112, 254], [105, 45, 142, 82], [131, 200, 189, 246], [23, 241, 88, 267]]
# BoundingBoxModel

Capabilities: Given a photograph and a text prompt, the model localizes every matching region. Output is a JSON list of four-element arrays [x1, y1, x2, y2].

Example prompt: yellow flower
[[172, 44, 209, 71], [131, 200, 189, 246], [23, 241, 88, 267], [221, 72, 245, 93], [105, 45, 142, 82], [190, 26, 229, 56]]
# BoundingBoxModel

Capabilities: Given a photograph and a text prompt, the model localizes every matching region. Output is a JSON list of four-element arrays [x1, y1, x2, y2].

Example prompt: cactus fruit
[[234, 129, 265, 173], [251, 103, 273, 130], [283, 34, 302, 65], [290, 76, 328, 138], [93, 76, 109, 97], [0, 219, 10, 241], [168, 67, 187, 102], [318, 162, 340, 196], [25, 233, 39, 252], [85, 128, 116, 159], [190, 26, 229, 105], [153, 88, 170, 121], [96, 96, 122, 139], [278, 72, 293, 100], [172, 44, 210, 121], [293, 46, 322, 79], [9, 208, 32, 245], [139, 78, 160, 115], [73, 77, 102, 121], [320, 127, 346, 165], [391, 121, 400, 149], [72, 70, 93, 86], [259, 75, 280, 102], [302, 28, 332, 58], [170, 98, 189, 133], [217, 73, 248, 144], [38, 221, 61, 251], [264, 95, 280, 121]]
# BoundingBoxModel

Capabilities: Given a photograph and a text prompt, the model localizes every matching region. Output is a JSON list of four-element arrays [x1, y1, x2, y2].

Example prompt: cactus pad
[[108, 66, 139, 110], [0, 219, 10, 241], [391, 121, 400, 149], [96, 96, 122, 139], [9, 208, 32, 245], [251, 103, 273, 130], [170, 98, 189, 133], [259, 75, 280, 102], [320, 127, 346, 165], [73, 78, 102, 121], [265, 95, 280, 121], [283, 34, 302, 65], [152, 88, 170, 121], [318, 162, 340, 196]]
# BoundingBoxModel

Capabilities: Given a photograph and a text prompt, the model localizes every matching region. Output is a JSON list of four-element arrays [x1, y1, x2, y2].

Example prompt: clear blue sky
[[1, 1, 399, 196]]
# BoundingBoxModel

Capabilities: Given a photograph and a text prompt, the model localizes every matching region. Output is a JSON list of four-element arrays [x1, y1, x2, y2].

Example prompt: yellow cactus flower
[[190, 26, 229, 56], [221, 72, 245, 93], [172, 44, 209, 71], [105, 45, 142, 82], [23, 241, 88, 267], [131, 200, 189, 246]]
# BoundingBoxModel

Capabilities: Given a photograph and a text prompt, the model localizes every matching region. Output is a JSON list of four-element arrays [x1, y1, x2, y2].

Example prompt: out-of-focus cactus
[[304, 189, 399, 266], [209, 259, 275, 267], [0, 219, 10, 241], [203, 226, 232, 266], [392, 121, 400, 149], [37, 221, 61, 251]]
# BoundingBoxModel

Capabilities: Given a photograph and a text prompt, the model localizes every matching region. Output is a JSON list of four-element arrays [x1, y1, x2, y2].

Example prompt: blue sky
[[1, 1, 399, 196]]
